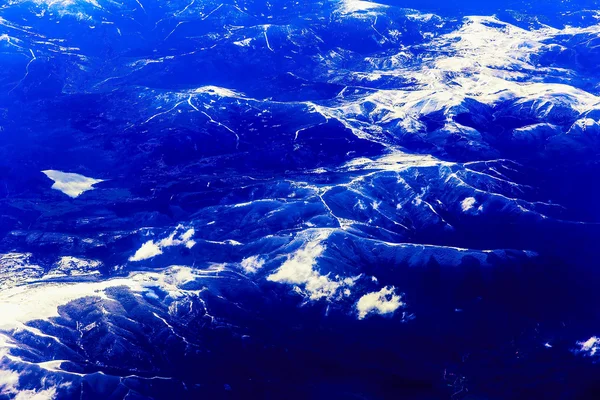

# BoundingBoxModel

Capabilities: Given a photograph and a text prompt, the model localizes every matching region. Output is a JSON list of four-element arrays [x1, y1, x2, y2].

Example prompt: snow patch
[[0, 253, 43, 290], [46, 256, 101, 278], [233, 38, 253, 47], [30, 0, 100, 8], [193, 85, 242, 98], [338, 0, 386, 14]]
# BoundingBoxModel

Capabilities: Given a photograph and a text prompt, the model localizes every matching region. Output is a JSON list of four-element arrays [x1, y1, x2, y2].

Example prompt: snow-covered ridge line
[[0, 265, 217, 331]]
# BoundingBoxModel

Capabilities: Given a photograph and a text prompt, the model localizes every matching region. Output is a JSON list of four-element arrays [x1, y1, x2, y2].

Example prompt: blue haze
[[0, 0, 600, 399]]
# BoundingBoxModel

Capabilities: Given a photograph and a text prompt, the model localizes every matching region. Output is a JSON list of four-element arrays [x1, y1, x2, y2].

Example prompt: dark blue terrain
[[1, 0, 600, 399]]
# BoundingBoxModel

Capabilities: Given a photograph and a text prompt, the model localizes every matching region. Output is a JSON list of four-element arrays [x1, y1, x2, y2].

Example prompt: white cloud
[[0, 368, 57, 399], [240, 255, 265, 274], [267, 231, 357, 300], [129, 225, 196, 262], [575, 336, 600, 357], [41, 170, 104, 198], [170, 267, 197, 286], [0, 369, 19, 394], [15, 387, 57, 400], [356, 286, 403, 319], [129, 241, 162, 262], [461, 197, 476, 212]]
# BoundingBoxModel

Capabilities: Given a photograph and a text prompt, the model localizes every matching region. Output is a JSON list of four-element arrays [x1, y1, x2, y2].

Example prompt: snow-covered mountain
[[1, 0, 600, 399]]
